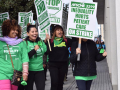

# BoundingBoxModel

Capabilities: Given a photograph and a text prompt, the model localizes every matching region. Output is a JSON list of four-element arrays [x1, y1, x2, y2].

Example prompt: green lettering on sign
[[24, 18, 29, 25], [50, 17, 60, 23], [68, 28, 93, 38], [75, 14, 89, 19], [47, 6, 59, 10], [74, 19, 89, 24], [2, 13, 8, 18], [38, 11, 48, 23], [71, 2, 95, 9], [21, 17, 24, 22], [0, 18, 7, 26], [71, 8, 94, 14], [46, 0, 60, 6], [40, 18, 50, 30], [37, 1, 45, 15], [76, 24, 86, 30]]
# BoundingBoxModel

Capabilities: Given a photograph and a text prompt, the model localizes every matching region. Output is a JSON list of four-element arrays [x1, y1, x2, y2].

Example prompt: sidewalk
[[34, 59, 113, 90]]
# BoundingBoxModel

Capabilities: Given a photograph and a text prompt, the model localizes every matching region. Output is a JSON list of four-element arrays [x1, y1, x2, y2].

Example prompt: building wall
[[104, 0, 120, 90], [62, 10, 68, 35], [100, 24, 104, 41]]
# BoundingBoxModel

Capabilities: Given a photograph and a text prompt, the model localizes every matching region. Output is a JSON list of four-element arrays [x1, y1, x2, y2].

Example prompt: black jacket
[[45, 38, 72, 63], [70, 40, 106, 76]]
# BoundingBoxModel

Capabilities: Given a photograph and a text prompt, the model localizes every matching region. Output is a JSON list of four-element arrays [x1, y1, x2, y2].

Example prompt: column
[[109, 0, 118, 89], [115, 0, 120, 90], [104, 0, 112, 74]]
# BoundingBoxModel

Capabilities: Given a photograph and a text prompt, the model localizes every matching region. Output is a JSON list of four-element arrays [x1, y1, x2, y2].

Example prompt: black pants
[[76, 80, 93, 90], [65, 60, 69, 79], [49, 62, 68, 90], [18, 71, 45, 90], [44, 64, 47, 80]]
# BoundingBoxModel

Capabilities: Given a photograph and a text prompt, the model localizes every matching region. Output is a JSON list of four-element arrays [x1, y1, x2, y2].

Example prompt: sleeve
[[104, 45, 106, 50], [28, 49, 36, 58], [21, 41, 29, 63], [22, 62, 29, 76], [70, 42, 77, 64], [95, 43, 106, 62], [67, 38, 74, 47], [43, 54, 47, 64], [67, 37, 78, 47]]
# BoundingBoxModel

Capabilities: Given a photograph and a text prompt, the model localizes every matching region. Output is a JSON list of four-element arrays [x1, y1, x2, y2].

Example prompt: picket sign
[[18, 11, 33, 39], [45, 29, 52, 51], [45, 0, 63, 25], [34, 0, 52, 51], [0, 12, 9, 37], [67, 0, 98, 61]]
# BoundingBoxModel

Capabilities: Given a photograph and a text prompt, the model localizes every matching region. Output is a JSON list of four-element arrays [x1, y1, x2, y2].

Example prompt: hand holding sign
[[46, 33, 50, 40], [76, 48, 81, 55]]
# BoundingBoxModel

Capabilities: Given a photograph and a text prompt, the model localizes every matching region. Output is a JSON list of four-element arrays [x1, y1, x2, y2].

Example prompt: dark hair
[[102, 42, 104, 44], [52, 25, 65, 39], [17, 24, 22, 38], [2, 19, 21, 37], [27, 23, 37, 33], [96, 40, 99, 44]]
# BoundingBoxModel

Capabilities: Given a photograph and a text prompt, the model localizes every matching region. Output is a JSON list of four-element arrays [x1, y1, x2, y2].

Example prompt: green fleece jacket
[[26, 39, 47, 71]]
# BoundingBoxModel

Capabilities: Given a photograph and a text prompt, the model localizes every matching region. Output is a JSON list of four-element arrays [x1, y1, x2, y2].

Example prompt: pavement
[[33, 59, 112, 90]]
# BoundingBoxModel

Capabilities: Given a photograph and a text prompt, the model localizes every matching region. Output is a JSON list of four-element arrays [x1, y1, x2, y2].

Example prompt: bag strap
[[51, 39, 53, 43], [7, 44, 15, 71]]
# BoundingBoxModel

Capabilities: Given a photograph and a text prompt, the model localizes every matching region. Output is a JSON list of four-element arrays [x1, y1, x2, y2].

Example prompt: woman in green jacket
[[23, 23, 47, 90], [0, 19, 29, 90]]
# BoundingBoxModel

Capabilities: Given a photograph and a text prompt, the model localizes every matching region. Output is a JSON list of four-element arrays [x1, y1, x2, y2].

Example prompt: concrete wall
[[115, 0, 120, 90], [100, 24, 104, 41], [104, 0, 120, 90]]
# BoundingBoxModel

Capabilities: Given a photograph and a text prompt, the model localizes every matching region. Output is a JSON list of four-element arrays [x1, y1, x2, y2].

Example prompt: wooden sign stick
[[77, 38, 81, 61], [45, 29, 52, 51]]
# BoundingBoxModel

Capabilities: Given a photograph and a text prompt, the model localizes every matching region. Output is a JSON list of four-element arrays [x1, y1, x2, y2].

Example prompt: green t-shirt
[[75, 75, 97, 81], [26, 40, 47, 71], [0, 41, 29, 80]]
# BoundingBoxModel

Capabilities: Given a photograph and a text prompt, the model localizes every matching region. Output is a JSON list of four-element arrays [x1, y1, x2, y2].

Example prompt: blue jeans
[[76, 80, 93, 90]]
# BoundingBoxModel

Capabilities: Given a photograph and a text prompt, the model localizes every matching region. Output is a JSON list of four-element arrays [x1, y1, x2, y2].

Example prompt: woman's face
[[27, 27, 38, 41], [8, 27, 18, 38], [55, 28, 63, 38]]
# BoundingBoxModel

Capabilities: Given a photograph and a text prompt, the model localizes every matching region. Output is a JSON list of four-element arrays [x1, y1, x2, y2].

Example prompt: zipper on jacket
[[86, 43, 90, 76]]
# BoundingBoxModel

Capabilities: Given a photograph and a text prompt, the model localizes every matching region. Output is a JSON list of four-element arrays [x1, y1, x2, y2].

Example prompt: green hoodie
[[0, 41, 29, 80], [26, 40, 47, 71]]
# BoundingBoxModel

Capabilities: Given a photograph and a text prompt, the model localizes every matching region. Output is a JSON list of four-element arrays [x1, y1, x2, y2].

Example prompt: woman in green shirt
[[0, 19, 29, 90], [23, 23, 47, 90]]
